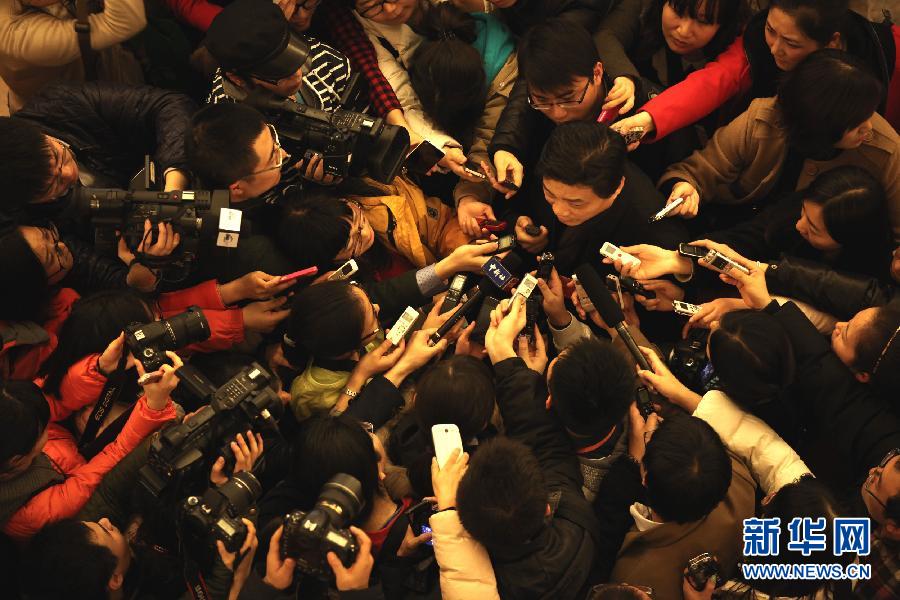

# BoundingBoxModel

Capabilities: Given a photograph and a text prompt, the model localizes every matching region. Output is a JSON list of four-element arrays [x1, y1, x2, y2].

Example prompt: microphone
[[573, 264, 652, 372], [429, 254, 523, 346]]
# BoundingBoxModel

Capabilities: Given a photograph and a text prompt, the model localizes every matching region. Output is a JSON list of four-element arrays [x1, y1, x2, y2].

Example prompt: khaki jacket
[[0, 0, 145, 111], [352, 176, 469, 269], [610, 452, 757, 600], [661, 97, 900, 241], [430, 509, 500, 600]]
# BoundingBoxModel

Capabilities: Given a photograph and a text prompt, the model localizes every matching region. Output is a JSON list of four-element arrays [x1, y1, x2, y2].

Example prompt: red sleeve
[[41, 354, 108, 424], [158, 280, 226, 312], [642, 35, 752, 141], [183, 309, 245, 353], [161, 0, 223, 31], [320, 3, 402, 117], [3, 397, 176, 541]]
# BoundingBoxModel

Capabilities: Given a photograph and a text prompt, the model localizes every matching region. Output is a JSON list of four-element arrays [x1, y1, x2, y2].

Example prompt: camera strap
[[182, 553, 212, 600], [79, 349, 128, 448]]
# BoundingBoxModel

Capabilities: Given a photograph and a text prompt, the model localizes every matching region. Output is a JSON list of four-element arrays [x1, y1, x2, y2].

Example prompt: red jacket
[[4, 354, 176, 541], [157, 279, 245, 352], [0, 288, 79, 382]]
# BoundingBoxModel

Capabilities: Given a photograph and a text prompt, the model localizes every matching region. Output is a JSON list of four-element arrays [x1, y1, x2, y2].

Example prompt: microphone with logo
[[573, 264, 658, 417], [428, 253, 524, 347]]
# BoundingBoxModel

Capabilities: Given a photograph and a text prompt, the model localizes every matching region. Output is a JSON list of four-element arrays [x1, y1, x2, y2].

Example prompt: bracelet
[[343, 387, 359, 399]]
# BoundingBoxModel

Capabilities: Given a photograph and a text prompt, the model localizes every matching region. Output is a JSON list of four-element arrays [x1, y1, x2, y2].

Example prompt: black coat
[[15, 81, 196, 190], [486, 358, 601, 600]]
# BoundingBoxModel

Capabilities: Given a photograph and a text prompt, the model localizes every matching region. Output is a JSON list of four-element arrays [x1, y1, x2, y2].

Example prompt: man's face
[[861, 450, 900, 529], [230, 124, 289, 201], [542, 177, 622, 227], [528, 64, 604, 125], [85, 518, 132, 582], [36, 136, 79, 203]]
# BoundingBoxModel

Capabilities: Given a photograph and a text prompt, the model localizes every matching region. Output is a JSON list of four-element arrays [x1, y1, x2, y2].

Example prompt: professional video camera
[[73, 158, 236, 277], [254, 96, 410, 184], [138, 362, 281, 499], [180, 471, 262, 553], [281, 474, 363, 579], [125, 307, 210, 372]]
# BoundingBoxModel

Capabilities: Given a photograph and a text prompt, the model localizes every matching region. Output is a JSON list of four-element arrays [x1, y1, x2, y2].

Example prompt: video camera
[[181, 471, 262, 553], [73, 158, 236, 277], [281, 474, 363, 579], [138, 362, 281, 499], [125, 307, 210, 372], [255, 96, 410, 184]]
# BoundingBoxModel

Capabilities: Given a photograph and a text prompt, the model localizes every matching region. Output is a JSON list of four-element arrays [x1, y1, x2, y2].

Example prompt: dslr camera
[[125, 306, 211, 372], [668, 328, 711, 393], [73, 159, 235, 277], [181, 471, 262, 553], [281, 474, 363, 579], [256, 92, 409, 184], [139, 362, 281, 499]]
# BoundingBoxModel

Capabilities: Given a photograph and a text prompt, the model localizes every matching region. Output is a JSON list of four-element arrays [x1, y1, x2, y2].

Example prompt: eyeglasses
[[246, 124, 290, 177], [342, 200, 367, 258], [41, 137, 73, 199], [528, 79, 592, 111], [43, 223, 68, 278], [864, 447, 900, 510], [347, 281, 382, 350], [356, 0, 397, 18]]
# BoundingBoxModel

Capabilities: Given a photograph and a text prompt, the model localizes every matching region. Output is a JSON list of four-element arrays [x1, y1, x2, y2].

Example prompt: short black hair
[[0, 226, 52, 322], [537, 121, 627, 198], [548, 337, 634, 439], [777, 49, 882, 156], [21, 519, 117, 600], [518, 18, 599, 93], [0, 117, 53, 210], [277, 187, 353, 269], [643, 413, 732, 523], [770, 0, 848, 46], [0, 381, 50, 473], [651, 0, 750, 59], [187, 103, 267, 187], [457, 437, 547, 547], [854, 306, 900, 397], [283, 280, 367, 366], [414, 355, 496, 442]]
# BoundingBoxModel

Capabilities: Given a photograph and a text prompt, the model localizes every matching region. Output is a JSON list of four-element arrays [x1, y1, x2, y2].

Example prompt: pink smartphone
[[598, 106, 620, 124], [280, 266, 318, 282]]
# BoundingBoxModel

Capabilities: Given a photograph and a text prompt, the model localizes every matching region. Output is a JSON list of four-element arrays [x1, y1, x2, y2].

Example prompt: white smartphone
[[432, 424, 464, 469], [327, 258, 359, 281], [673, 300, 701, 316], [599, 241, 640, 267]]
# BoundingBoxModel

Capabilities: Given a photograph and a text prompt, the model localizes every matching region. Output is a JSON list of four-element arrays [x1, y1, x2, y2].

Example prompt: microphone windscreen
[[573, 263, 624, 325], [477, 251, 526, 294]]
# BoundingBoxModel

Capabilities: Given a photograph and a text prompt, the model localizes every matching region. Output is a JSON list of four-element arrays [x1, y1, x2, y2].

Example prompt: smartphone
[[405, 141, 445, 175], [514, 273, 539, 300], [501, 177, 520, 191], [280, 266, 318, 282], [496, 235, 516, 253], [432, 424, 464, 469], [406, 500, 436, 546], [685, 553, 721, 591], [572, 275, 596, 313], [440, 274, 468, 314], [387, 306, 422, 345], [327, 258, 359, 281], [476, 217, 507, 233], [703, 249, 751, 276], [607, 274, 624, 308], [673, 300, 702, 316], [463, 159, 487, 180], [599, 241, 640, 267], [648, 197, 684, 223], [678, 243, 708, 260], [635, 385, 656, 419], [471, 296, 500, 343]]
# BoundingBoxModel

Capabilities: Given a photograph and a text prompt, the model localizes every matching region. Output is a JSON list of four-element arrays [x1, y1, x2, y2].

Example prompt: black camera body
[[74, 177, 233, 274], [125, 306, 211, 372], [139, 362, 280, 499], [281, 474, 363, 579], [685, 552, 721, 591], [181, 471, 262, 553], [669, 328, 711, 392], [261, 98, 410, 184]]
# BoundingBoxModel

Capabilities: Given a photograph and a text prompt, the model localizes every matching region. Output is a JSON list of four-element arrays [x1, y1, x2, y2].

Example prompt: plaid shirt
[[853, 533, 900, 599], [319, 2, 402, 117]]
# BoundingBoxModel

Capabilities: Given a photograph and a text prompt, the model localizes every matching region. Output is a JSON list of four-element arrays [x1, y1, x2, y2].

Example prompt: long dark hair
[[641, 0, 749, 61], [39, 290, 154, 398], [409, 2, 487, 146], [0, 226, 52, 323]]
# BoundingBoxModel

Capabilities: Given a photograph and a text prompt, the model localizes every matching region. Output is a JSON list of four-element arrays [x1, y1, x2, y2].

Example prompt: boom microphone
[[572, 264, 652, 372]]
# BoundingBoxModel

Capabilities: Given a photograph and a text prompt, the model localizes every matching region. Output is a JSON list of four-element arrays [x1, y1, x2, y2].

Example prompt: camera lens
[[162, 306, 211, 350], [218, 471, 262, 517], [318, 473, 364, 527]]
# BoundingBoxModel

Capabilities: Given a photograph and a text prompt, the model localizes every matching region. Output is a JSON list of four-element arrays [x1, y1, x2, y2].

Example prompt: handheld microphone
[[573, 264, 652, 372], [429, 254, 523, 346]]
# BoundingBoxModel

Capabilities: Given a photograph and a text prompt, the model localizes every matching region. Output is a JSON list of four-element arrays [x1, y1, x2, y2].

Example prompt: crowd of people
[[0, 0, 899, 598]]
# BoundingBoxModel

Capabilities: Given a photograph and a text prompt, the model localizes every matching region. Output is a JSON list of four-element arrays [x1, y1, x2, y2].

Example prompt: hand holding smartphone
[[432, 424, 463, 469]]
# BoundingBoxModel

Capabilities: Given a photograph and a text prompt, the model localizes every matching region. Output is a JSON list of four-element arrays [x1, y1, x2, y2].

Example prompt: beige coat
[[661, 97, 900, 242], [0, 0, 145, 111], [430, 509, 500, 600]]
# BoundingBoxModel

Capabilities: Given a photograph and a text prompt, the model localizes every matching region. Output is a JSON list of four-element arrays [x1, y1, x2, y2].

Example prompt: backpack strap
[[75, 0, 98, 80]]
